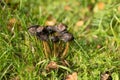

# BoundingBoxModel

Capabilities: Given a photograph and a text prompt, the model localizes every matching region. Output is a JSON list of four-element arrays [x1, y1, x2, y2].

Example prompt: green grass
[[0, 0, 120, 80]]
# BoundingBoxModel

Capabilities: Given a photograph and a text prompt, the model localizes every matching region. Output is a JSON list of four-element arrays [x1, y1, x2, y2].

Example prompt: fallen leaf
[[66, 72, 77, 80], [46, 61, 58, 71], [45, 16, 56, 26], [72, 72, 77, 80], [7, 18, 17, 33], [94, 2, 105, 13], [9, 18, 17, 24], [66, 75, 74, 80], [74, 20, 84, 32], [45, 19, 56, 26], [75, 20, 84, 27], [97, 2, 105, 10]]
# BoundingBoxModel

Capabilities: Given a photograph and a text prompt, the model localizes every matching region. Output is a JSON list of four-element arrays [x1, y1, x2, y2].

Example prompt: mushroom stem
[[43, 41, 51, 58], [61, 42, 69, 58], [53, 43, 57, 57]]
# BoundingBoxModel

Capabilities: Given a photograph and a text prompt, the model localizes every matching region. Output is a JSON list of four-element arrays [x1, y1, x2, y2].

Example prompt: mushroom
[[59, 32, 74, 42], [28, 23, 74, 59], [36, 26, 51, 58], [59, 32, 74, 58], [50, 36, 59, 57]]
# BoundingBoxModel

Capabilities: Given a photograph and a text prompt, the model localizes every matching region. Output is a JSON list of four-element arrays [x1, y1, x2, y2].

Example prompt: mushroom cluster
[[28, 23, 74, 59]]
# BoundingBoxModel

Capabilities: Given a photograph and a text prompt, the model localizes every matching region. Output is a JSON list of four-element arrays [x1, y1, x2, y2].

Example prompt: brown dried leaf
[[75, 20, 84, 27], [66, 75, 74, 80], [94, 2, 105, 12], [45, 19, 56, 26], [74, 20, 84, 32], [46, 61, 58, 71], [66, 72, 78, 80], [9, 18, 17, 24], [97, 2, 105, 10], [7, 18, 18, 33]]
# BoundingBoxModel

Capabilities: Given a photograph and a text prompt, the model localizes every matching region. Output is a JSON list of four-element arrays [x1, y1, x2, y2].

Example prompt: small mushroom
[[28, 25, 39, 35], [59, 32, 74, 58], [59, 32, 74, 42]]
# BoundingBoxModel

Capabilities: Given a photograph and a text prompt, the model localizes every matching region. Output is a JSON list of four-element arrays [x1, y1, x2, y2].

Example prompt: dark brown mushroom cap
[[28, 25, 39, 35], [55, 23, 67, 32], [45, 26, 56, 34], [59, 32, 74, 42], [28, 23, 74, 42], [36, 27, 49, 41]]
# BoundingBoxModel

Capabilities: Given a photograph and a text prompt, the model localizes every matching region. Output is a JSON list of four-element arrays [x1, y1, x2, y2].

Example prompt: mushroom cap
[[28, 23, 74, 42], [59, 32, 74, 42], [28, 25, 39, 35], [55, 23, 67, 32], [36, 26, 44, 33], [36, 27, 49, 41], [45, 26, 56, 34]]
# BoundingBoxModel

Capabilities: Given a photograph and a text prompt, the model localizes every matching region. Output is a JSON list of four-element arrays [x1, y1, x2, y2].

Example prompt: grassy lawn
[[0, 0, 120, 80]]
